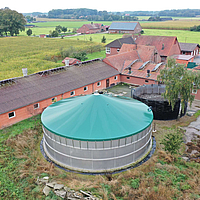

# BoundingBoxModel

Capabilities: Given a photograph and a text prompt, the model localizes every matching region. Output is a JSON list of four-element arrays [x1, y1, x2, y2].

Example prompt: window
[[126, 77, 130, 80], [106, 47, 110, 54], [8, 111, 15, 119], [114, 76, 118, 80], [145, 80, 149, 83], [117, 48, 120, 52], [192, 86, 197, 94], [84, 86, 88, 92], [52, 97, 57, 103], [70, 91, 75, 96], [97, 82, 101, 87], [34, 103, 39, 109]]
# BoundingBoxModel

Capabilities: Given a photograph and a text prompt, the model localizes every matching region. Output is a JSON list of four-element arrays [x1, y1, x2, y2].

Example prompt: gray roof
[[105, 37, 135, 48], [179, 43, 200, 52], [109, 22, 138, 31], [0, 60, 119, 114]]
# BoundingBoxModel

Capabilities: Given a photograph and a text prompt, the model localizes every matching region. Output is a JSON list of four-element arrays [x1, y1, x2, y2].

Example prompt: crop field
[[142, 20, 200, 30], [0, 36, 105, 80]]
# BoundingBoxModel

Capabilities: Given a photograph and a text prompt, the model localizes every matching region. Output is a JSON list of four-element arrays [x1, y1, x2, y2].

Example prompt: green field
[[0, 37, 105, 80], [1, 18, 200, 81]]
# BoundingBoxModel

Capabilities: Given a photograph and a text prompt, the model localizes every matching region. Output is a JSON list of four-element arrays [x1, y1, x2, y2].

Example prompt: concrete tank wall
[[43, 125, 152, 172]]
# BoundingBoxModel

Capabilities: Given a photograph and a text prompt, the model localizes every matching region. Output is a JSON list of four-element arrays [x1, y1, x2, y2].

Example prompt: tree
[[157, 58, 200, 112], [0, 8, 26, 36], [62, 26, 67, 33], [26, 28, 32, 36], [51, 30, 59, 37], [55, 25, 62, 33], [73, 51, 88, 61], [101, 36, 106, 43], [161, 129, 183, 155]]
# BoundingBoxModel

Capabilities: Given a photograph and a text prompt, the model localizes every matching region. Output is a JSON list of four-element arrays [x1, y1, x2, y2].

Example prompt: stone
[[46, 182, 57, 188], [54, 183, 64, 190], [182, 157, 189, 162], [43, 185, 51, 196], [54, 190, 66, 198]]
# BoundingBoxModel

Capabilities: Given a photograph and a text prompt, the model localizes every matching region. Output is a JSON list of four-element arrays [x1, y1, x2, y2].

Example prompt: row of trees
[[46, 8, 200, 20], [190, 25, 200, 32], [47, 8, 138, 21], [0, 8, 26, 36]]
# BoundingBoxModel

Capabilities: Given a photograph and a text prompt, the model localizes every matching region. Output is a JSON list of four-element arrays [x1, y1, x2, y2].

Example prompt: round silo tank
[[41, 94, 153, 173]]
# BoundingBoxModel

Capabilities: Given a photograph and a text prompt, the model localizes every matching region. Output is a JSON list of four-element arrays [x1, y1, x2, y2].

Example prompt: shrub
[[161, 129, 183, 155], [130, 178, 140, 189]]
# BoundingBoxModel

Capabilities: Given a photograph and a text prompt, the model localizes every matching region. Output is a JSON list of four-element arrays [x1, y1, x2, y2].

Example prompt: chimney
[[22, 68, 28, 76], [162, 43, 165, 50], [128, 67, 132, 74], [147, 69, 150, 77], [65, 59, 69, 67]]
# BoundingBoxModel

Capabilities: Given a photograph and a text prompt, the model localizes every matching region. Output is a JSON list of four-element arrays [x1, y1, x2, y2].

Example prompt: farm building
[[1, 37, 200, 129], [179, 43, 200, 56], [108, 22, 142, 34], [106, 35, 181, 62], [77, 23, 109, 34], [105, 37, 136, 56], [133, 35, 181, 62], [173, 55, 194, 65], [42, 94, 153, 172], [0, 60, 120, 129]]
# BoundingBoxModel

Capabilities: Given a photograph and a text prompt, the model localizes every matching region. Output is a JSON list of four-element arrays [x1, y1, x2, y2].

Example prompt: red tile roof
[[122, 61, 165, 81], [103, 51, 139, 72], [133, 35, 180, 57]]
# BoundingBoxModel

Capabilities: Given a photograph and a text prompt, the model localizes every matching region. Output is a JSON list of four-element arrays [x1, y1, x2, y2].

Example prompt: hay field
[[142, 20, 200, 30], [0, 37, 101, 80]]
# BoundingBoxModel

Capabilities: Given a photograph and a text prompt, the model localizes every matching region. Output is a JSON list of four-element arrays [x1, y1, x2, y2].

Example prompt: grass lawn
[[143, 29, 200, 44]]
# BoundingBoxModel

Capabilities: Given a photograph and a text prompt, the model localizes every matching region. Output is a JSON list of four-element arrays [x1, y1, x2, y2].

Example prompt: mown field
[[18, 18, 200, 36], [0, 105, 200, 199]]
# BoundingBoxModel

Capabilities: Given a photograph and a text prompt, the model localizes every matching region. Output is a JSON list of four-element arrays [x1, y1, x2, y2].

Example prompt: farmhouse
[[105, 37, 136, 56], [77, 23, 109, 34], [106, 35, 181, 62], [179, 43, 200, 56], [108, 22, 142, 34], [132, 35, 181, 62]]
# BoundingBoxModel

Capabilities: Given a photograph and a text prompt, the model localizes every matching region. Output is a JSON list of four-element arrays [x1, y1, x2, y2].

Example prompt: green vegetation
[[0, 37, 104, 80], [0, 8, 26, 36], [161, 129, 184, 155], [157, 58, 200, 111]]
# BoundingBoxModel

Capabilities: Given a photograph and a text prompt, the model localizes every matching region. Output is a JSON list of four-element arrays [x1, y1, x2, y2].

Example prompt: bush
[[161, 129, 183, 155], [130, 178, 140, 189]]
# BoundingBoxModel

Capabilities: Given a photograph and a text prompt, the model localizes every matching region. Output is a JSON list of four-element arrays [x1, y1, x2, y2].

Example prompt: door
[[106, 79, 109, 88]]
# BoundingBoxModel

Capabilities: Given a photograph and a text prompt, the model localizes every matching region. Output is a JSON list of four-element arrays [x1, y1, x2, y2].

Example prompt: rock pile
[[36, 176, 100, 200], [186, 135, 200, 163], [182, 115, 200, 163]]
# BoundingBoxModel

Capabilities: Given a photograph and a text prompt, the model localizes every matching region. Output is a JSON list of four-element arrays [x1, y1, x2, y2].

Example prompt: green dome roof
[[41, 94, 153, 141]]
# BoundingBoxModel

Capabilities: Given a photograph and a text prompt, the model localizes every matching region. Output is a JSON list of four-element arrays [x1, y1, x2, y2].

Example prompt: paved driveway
[[194, 55, 200, 64]]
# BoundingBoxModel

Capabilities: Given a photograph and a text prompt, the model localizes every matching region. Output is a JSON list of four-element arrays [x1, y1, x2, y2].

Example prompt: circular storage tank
[[132, 84, 187, 120], [41, 94, 153, 173]]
